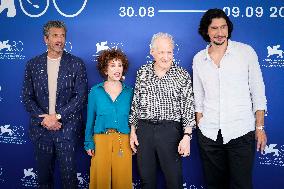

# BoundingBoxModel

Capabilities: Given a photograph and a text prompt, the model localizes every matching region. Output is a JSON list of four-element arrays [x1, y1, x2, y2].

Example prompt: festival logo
[[21, 168, 39, 187], [77, 172, 89, 189], [0, 0, 16, 17], [259, 143, 284, 167], [92, 41, 124, 61], [0, 40, 25, 60], [0, 124, 27, 144], [262, 44, 284, 68], [0, 0, 88, 18]]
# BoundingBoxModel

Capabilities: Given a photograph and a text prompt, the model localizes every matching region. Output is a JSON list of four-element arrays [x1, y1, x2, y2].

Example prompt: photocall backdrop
[[0, 0, 283, 188]]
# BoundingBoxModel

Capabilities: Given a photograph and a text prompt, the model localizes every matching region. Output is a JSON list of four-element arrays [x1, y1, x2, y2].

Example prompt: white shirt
[[193, 40, 267, 144], [47, 56, 61, 114]]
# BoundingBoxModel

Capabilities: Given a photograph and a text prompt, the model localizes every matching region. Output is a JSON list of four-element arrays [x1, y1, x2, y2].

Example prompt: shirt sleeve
[[129, 71, 141, 128], [193, 58, 205, 113], [247, 46, 267, 113], [181, 71, 196, 129], [84, 88, 96, 150]]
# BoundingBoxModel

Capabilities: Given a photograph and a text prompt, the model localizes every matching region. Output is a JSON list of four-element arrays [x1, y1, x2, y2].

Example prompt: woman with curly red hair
[[84, 48, 133, 189]]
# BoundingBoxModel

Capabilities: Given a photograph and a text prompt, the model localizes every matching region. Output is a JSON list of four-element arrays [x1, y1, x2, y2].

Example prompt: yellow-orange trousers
[[89, 133, 132, 189]]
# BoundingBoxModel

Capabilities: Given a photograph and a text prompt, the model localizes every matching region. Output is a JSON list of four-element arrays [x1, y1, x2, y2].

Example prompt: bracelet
[[184, 132, 192, 140], [256, 125, 265, 131]]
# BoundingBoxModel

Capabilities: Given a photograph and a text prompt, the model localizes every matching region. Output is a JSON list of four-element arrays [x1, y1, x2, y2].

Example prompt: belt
[[139, 119, 180, 125], [105, 128, 119, 134]]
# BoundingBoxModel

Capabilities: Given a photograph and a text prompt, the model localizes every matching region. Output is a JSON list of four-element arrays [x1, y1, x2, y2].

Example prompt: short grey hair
[[150, 32, 174, 50], [43, 20, 67, 37]]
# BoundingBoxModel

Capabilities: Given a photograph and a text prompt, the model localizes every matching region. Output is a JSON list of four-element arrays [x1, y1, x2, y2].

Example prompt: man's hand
[[130, 126, 139, 153], [50, 122, 62, 131], [86, 149, 95, 157], [39, 114, 62, 130], [255, 110, 266, 154], [178, 135, 191, 157], [256, 130, 267, 154]]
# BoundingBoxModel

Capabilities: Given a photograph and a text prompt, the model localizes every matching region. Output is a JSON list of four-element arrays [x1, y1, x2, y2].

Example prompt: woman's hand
[[86, 149, 95, 156]]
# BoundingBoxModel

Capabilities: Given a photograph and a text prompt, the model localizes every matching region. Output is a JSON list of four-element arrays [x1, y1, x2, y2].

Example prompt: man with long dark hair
[[193, 9, 267, 189]]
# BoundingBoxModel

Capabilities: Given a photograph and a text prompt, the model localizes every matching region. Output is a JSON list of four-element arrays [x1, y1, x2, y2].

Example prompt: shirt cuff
[[129, 117, 138, 129], [253, 104, 267, 113], [84, 141, 95, 151], [182, 119, 196, 129], [195, 106, 203, 113]]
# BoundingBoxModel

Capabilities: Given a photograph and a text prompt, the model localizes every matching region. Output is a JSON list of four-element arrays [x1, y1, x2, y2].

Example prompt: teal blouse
[[84, 82, 133, 150]]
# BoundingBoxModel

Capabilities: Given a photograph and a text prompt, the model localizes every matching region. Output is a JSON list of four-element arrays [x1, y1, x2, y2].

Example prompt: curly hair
[[97, 48, 129, 79], [198, 8, 233, 42]]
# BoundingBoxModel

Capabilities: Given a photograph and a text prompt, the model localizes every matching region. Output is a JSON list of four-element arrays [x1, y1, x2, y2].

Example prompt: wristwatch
[[256, 125, 265, 131], [184, 132, 193, 140], [56, 114, 62, 120]]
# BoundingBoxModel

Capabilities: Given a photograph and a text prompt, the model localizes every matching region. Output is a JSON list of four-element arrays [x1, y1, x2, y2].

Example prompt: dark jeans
[[197, 129, 255, 189], [34, 131, 78, 189], [136, 119, 183, 189]]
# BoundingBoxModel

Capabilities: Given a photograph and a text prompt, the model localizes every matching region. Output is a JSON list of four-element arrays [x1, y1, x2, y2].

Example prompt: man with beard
[[22, 20, 88, 188], [193, 9, 267, 189]]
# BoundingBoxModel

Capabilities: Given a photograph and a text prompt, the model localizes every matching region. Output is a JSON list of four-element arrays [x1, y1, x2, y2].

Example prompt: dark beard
[[213, 40, 225, 46]]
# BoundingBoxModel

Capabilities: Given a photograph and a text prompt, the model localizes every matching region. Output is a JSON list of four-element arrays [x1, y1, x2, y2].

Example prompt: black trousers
[[136, 119, 183, 189], [197, 129, 255, 189], [34, 131, 78, 189]]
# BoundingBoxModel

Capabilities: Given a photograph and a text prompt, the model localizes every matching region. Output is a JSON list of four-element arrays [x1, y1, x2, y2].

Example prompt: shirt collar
[[97, 81, 126, 89], [225, 39, 233, 55]]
